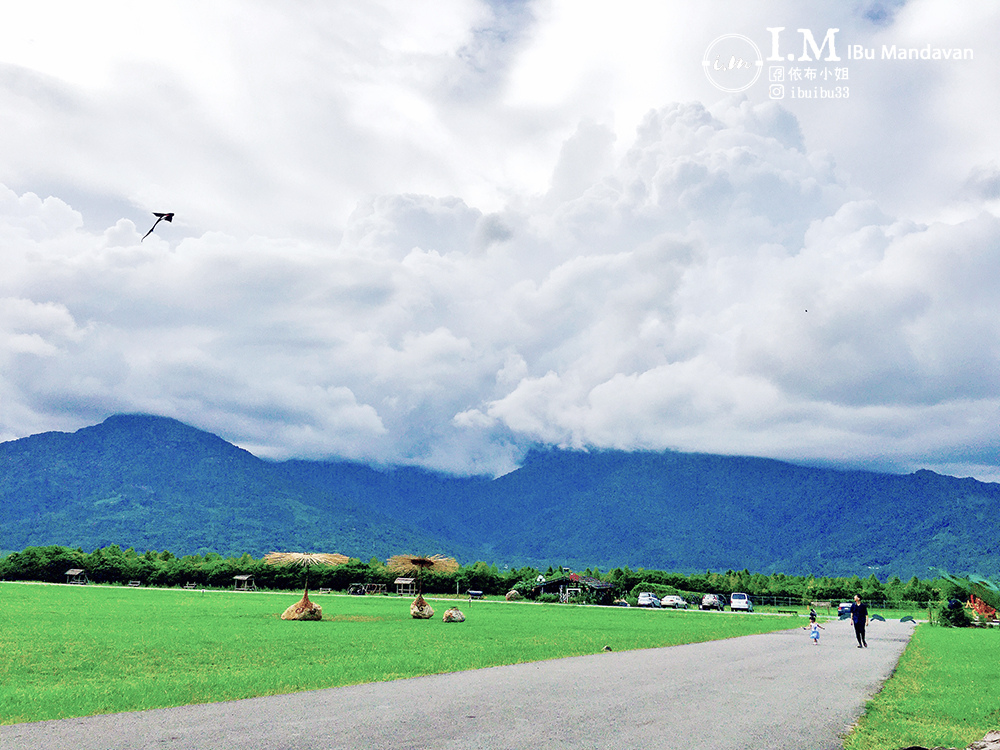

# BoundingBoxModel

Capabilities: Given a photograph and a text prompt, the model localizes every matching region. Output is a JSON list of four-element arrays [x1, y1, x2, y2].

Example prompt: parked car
[[637, 592, 661, 608], [838, 602, 853, 617], [700, 593, 725, 611], [661, 595, 688, 609], [730, 592, 754, 612]]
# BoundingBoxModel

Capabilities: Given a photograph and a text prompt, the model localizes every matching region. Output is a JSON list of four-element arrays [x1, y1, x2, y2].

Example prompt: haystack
[[281, 591, 323, 620], [264, 551, 349, 621]]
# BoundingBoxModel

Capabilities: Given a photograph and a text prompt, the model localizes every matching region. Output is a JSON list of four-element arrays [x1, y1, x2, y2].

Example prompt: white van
[[730, 592, 753, 612]]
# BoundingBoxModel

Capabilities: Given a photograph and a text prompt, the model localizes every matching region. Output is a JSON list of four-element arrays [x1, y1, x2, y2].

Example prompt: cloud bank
[[3, 96, 999, 479]]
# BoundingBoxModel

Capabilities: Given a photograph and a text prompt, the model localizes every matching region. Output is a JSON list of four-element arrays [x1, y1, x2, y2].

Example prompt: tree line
[[0, 544, 946, 605]]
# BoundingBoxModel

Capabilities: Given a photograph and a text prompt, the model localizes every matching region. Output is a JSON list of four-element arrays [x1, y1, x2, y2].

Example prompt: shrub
[[938, 600, 972, 627]]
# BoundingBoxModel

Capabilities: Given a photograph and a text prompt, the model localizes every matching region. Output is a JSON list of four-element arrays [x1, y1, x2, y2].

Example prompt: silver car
[[700, 593, 725, 611], [637, 592, 661, 608]]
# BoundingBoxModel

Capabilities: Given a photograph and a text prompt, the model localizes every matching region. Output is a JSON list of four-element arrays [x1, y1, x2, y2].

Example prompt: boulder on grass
[[968, 731, 1000, 750], [411, 594, 434, 619], [902, 730, 1000, 750], [505, 589, 522, 601], [281, 592, 323, 621], [443, 607, 465, 623]]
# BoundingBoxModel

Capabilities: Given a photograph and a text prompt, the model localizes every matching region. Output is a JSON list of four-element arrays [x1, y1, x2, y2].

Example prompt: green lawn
[[844, 625, 1000, 749], [1, 583, 801, 724]]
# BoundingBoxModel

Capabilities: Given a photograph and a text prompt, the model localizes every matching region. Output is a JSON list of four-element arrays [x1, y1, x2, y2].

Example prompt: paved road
[[3, 617, 914, 750]]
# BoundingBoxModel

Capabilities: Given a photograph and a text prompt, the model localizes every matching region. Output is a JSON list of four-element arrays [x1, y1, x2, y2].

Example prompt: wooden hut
[[233, 574, 257, 591], [65, 568, 88, 585]]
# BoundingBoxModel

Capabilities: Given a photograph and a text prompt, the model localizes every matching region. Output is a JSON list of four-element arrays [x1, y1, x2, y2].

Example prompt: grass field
[[844, 624, 1000, 750], [1, 582, 802, 725]]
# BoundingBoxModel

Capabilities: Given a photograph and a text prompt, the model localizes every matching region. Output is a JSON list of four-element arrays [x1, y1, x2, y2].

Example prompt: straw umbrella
[[264, 551, 349, 620], [388, 554, 459, 618], [388, 554, 459, 591]]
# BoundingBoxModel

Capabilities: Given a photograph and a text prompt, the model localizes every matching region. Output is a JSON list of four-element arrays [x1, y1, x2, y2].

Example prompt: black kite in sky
[[141, 212, 174, 242]]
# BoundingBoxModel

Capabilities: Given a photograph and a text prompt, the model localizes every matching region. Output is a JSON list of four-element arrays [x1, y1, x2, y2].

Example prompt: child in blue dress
[[807, 619, 825, 645]]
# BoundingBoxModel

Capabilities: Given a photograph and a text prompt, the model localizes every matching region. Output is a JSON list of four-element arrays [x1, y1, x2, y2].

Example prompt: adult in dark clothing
[[850, 594, 868, 648]]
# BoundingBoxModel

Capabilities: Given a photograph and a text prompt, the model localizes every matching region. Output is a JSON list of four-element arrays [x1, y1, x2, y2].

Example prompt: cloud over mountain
[[3, 95, 999, 479]]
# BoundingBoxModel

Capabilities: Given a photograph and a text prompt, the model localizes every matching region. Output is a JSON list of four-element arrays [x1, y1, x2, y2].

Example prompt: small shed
[[65, 568, 88, 585], [394, 577, 416, 596], [233, 574, 257, 592]]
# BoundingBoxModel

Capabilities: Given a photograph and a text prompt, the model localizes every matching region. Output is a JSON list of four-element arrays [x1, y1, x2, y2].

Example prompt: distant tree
[[863, 573, 886, 604], [766, 572, 802, 599], [0, 545, 83, 582], [902, 576, 934, 606], [457, 561, 503, 595], [939, 598, 973, 627], [85, 544, 149, 584]]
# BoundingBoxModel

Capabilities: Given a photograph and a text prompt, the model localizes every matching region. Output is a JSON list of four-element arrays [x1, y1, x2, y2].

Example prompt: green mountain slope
[[2, 414, 998, 578], [0, 415, 464, 560]]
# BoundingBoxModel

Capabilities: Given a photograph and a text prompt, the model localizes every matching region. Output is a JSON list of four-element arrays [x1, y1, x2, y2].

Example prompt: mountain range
[[2, 414, 998, 579]]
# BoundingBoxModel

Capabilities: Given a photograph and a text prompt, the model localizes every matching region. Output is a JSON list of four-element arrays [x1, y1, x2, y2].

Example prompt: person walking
[[805, 619, 825, 645], [850, 594, 868, 648]]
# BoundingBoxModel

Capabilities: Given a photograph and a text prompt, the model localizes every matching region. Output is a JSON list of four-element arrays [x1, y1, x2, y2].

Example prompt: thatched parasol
[[387, 554, 459, 575], [264, 551, 349, 599], [387, 554, 459, 597]]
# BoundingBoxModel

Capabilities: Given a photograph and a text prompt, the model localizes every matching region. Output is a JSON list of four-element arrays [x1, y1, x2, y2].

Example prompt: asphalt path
[[3, 616, 915, 750]]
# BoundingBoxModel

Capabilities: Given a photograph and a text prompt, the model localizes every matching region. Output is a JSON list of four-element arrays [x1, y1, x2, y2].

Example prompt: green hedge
[[0, 545, 538, 595], [0, 544, 973, 608]]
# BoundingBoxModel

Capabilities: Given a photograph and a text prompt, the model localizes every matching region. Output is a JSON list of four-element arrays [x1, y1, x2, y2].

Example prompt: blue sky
[[1, 1, 999, 479]]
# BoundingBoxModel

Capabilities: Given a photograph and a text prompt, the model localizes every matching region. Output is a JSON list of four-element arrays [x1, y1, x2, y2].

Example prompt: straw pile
[[264, 551, 349, 621]]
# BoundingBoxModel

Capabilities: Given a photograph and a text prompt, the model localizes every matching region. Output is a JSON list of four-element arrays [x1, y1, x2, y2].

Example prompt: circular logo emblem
[[703, 34, 763, 93]]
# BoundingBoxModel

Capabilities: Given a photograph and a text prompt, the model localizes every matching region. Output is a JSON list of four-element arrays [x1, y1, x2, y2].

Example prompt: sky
[[1, 0, 999, 480]]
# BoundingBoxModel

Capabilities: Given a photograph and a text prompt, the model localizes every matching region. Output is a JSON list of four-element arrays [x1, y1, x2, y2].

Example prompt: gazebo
[[233, 574, 257, 591], [394, 577, 416, 596], [65, 568, 88, 585]]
